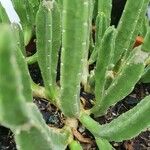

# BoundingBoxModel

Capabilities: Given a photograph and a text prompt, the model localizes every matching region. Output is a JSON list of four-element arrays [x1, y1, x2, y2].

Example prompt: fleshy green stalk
[[92, 47, 148, 116], [92, 26, 116, 114], [60, 0, 89, 117], [36, 1, 60, 101], [80, 95, 150, 142], [113, 0, 150, 65]]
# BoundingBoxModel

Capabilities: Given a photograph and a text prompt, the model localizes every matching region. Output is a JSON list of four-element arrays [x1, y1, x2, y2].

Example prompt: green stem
[[60, 0, 89, 117], [26, 53, 38, 65], [69, 140, 83, 150], [79, 112, 101, 135]]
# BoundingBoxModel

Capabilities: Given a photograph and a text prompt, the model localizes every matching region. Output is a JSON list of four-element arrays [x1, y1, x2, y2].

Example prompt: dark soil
[[0, 127, 16, 150], [33, 98, 65, 128]]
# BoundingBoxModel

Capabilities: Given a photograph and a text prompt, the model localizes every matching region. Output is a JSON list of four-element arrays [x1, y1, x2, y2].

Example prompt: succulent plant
[[0, 0, 150, 149]]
